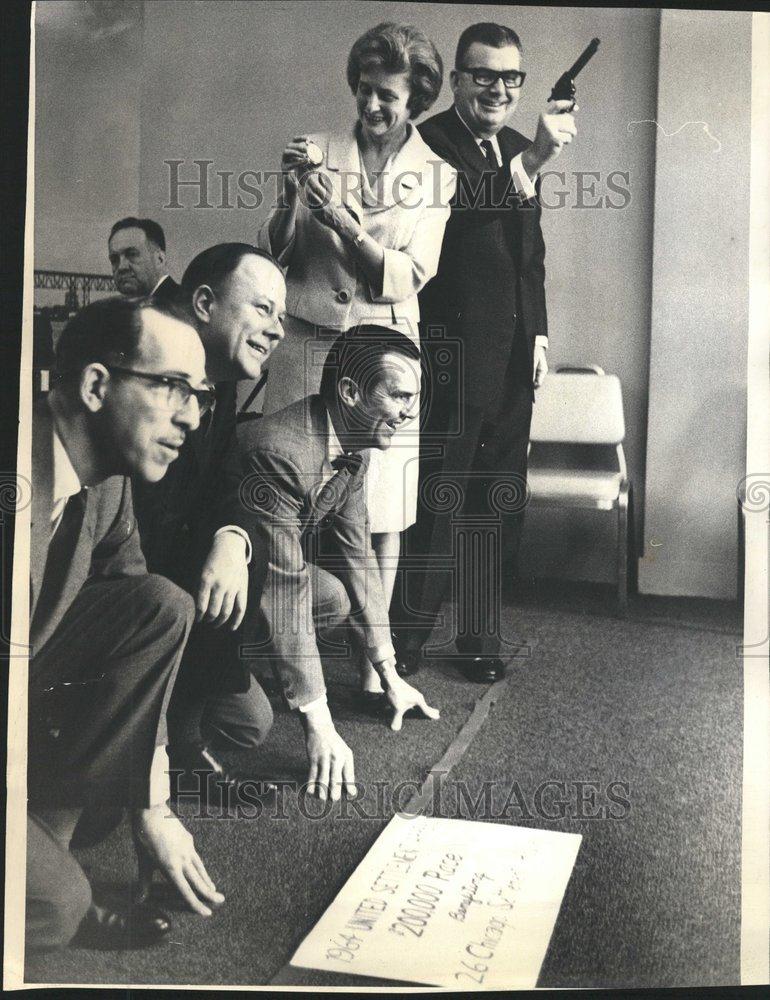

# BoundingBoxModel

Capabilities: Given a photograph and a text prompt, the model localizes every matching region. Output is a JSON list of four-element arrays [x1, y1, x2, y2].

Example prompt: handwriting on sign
[[455, 913, 509, 984], [294, 816, 583, 988]]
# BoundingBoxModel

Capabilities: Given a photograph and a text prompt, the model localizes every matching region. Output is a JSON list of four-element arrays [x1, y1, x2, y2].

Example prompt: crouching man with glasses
[[25, 297, 223, 954]]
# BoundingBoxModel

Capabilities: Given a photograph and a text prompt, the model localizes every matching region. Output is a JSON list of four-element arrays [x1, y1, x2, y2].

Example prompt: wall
[[138, 1, 660, 582], [639, 9, 751, 599], [34, 0, 143, 274], [32, 2, 750, 596]]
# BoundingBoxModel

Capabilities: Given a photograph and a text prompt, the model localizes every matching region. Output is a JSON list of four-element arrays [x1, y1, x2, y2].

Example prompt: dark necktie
[[33, 488, 88, 633], [200, 389, 217, 436], [314, 452, 363, 521], [480, 139, 499, 171]]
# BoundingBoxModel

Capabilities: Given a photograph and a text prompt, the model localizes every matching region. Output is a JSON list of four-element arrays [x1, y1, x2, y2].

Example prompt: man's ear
[[337, 376, 360, 409], [79, 364, 111, 413], [191, 285, 215, 324], [449, 69, 460, 93]]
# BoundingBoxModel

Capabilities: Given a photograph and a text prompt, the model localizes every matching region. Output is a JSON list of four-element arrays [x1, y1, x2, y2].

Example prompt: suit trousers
[[398, 342, 534, 658], [28, 573, 194, 808], [240, 556, 370, 702], [26, 811, 91, 952], [168, 556, 362, 744], [167, 619, 275, 751], [26, 574, 193, 952]]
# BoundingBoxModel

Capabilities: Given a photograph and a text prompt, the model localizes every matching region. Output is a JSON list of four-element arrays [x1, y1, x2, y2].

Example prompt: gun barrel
[[567, 37, 600, 80]]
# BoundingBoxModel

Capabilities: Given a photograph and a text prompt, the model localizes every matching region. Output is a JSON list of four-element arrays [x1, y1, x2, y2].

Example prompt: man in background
[[108, 216, 179, 299]]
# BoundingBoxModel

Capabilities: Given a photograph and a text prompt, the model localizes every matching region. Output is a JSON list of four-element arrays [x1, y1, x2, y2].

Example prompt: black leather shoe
[[354, 690, 390, 717], [74, 901, 171, 950], [168, 744, 280, 809], [395, 649, 421, 678], [390, 629, 421, 678], [460, 656, 507, 683]]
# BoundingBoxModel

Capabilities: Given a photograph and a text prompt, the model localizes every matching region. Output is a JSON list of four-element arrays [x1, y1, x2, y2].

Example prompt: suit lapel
[[30, 401, 54, 618], [323, 130, 364, 222], [305, 395, 348, 524], [440, 108, 490, 179], [323, 126, 431, 217]]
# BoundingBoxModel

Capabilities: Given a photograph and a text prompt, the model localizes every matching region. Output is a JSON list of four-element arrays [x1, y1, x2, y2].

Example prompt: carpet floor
[[24, 583, 743, 989]]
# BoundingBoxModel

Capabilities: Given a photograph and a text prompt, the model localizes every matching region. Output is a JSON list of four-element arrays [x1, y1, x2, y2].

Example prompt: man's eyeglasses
[[458, 67, 526, 90], [106, 366, 216, 415]]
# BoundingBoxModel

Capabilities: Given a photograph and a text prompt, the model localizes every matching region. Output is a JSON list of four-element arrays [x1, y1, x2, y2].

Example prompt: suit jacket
[[241, 394, 390, 708], [152, 274, 180, 302], [418, 107, 548, 415], [30, 400, 146, 659], [132, 382, 248, 582], [259, 124, 455, 335]]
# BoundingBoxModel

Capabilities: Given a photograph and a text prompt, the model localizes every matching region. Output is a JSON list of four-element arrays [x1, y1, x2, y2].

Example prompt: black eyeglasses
[[458, 67, 526, 89], [106, 366, 216, 414]]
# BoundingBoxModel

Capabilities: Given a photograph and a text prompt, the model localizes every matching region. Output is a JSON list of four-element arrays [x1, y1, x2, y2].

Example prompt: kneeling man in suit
[[131, 244, 286, 795], [241, 327, 439, 801], [26, 297, 224, 952]]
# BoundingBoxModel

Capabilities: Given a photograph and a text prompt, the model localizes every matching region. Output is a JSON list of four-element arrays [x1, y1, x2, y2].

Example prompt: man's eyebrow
[[254, 294, 282, 312], [152, 369, 198, 381]]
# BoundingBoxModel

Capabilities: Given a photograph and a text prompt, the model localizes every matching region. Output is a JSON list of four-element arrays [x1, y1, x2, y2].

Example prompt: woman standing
[[259, 22, 455, 690]]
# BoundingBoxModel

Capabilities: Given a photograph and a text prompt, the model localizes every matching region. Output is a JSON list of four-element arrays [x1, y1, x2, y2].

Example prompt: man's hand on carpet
[[378, 662, 441, 732], [132, 805, 225, 917], [302, 701, 357, 802]]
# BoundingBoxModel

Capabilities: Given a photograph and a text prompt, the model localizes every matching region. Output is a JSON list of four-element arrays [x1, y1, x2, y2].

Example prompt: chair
[[527, 364, 633, 613]]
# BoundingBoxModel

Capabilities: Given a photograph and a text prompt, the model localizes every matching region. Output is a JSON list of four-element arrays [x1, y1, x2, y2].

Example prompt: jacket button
[[335, 289, 351, 304]]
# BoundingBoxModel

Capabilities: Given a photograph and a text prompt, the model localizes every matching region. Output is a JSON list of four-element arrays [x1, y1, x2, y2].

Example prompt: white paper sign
[[290, 814, 582, 988]]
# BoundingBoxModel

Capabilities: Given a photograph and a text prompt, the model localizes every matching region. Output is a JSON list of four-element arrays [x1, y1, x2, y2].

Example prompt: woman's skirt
[[261, 313, 419, 532]]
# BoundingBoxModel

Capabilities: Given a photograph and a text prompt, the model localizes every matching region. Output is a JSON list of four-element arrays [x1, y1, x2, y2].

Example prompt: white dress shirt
[[149, 274, 171, 295], [50, 428, 82, 533]]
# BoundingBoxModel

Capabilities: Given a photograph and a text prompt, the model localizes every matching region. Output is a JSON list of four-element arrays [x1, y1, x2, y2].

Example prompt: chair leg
[[627, 482, 637, 595], [737, 493, 745, 606], [617, 488, 629, 616]]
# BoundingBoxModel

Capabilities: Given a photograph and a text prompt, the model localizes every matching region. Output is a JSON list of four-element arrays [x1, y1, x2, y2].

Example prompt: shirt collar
[[326, 409, 345, 467], [150, 274, 170, 295], [454, 105, 502, 159], [51, 424, 82, 519]]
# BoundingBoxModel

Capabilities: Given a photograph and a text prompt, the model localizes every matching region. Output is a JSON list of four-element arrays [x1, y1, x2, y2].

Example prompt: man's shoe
[[168, 744, 279, 808], [460, 656, 506, 684], [74, 901, 170, 950], [391, 629, 421, 679], [395, 648, 421, 678], [354, 690, 390, 717]]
